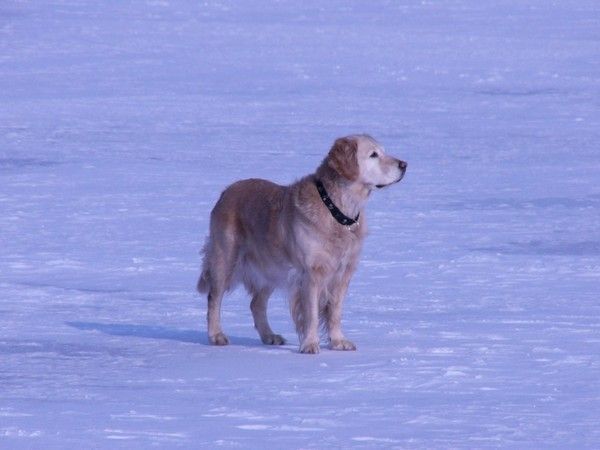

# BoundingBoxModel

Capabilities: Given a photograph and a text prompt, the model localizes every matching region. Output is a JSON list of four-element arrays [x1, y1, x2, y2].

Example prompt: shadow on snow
[[66, 321, 261, 347]]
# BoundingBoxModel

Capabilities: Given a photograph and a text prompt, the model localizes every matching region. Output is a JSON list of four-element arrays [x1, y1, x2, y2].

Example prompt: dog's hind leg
[[207, 287, 228, 345], [204, 231, 238, 346], [249, 287, 285, 345]]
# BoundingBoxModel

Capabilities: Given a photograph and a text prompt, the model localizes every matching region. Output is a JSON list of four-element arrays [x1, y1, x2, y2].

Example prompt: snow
[[1, 0, 599, 448]]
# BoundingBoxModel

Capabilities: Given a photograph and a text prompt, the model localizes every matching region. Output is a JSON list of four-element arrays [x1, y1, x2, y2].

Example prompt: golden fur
[[197, 134, 406, 353]]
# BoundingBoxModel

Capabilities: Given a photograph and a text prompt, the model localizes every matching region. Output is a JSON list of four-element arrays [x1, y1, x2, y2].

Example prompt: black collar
[[314, 179, 360, 227]]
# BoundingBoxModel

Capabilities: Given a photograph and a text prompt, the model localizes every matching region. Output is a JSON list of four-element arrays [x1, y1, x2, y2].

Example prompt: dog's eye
[[370, 152, 378, 158]]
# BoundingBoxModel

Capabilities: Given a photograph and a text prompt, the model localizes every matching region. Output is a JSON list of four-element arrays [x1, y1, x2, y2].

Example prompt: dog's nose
[[398, 160, 407, 171]]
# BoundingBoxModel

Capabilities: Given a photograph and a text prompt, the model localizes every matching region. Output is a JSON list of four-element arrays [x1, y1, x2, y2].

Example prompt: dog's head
[[327, 135, 407, 188]]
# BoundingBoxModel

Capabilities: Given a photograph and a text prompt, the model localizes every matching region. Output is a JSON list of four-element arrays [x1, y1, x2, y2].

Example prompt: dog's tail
[[197, 269, 210, 293], [196, 241, 211, 294]]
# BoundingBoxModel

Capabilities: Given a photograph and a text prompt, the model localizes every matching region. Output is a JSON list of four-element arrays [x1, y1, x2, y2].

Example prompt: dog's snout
[[398, 160, 407, 171]]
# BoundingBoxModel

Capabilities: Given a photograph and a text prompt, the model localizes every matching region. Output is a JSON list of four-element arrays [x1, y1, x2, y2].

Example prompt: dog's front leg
[[326, 268, 357, 351], [296, 274, 322, 354]]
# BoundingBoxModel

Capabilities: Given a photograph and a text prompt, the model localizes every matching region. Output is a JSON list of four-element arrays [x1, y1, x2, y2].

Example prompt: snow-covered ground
[[1, 0, 599, 448]]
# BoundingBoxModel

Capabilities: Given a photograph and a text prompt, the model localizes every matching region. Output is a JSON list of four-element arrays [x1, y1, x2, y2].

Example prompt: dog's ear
[[327, 137, 359, 181]]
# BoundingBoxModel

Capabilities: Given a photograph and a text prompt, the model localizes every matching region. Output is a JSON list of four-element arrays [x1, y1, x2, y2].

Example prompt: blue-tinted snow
[[1, 0, 599, 448]]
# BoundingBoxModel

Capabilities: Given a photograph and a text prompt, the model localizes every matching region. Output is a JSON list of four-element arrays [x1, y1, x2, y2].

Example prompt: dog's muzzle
[[376, 160, 407, 189]]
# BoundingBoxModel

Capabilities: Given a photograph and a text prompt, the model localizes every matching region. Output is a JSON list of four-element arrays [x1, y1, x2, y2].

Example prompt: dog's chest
[[317, 223, 364, 268]]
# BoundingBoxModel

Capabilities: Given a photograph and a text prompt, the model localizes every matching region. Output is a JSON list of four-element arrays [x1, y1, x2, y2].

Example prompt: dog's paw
[[209, 332, 230, 346], [262, 334, 286, 345], [299, 341, 320, 354], [330, 339, 356, 351]]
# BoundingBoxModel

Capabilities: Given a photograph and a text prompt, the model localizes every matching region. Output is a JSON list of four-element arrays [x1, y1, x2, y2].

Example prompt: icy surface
[[1, 0, 599, 448]]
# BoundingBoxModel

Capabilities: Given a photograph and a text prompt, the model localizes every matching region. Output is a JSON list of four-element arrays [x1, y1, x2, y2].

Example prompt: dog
[[197, 134, 407, 353]]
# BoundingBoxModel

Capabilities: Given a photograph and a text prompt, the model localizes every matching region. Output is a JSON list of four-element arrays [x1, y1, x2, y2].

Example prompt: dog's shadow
[[66, 321, 262, 347]]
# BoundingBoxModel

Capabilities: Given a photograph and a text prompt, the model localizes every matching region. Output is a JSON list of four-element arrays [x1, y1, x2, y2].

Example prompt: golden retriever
[[197, 134, 407, 353]]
